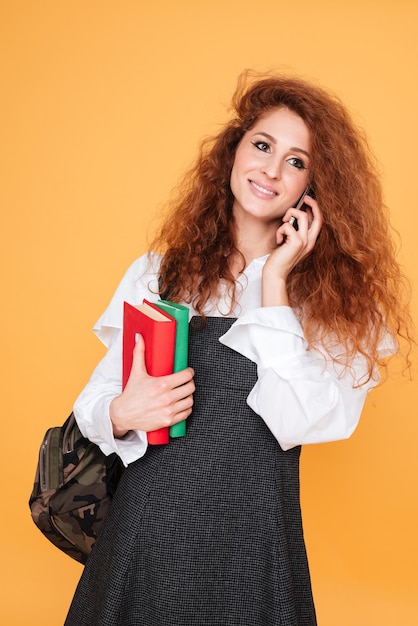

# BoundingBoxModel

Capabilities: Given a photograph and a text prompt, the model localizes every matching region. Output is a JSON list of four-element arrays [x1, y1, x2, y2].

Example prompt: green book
[[155, 300, 189, 438]]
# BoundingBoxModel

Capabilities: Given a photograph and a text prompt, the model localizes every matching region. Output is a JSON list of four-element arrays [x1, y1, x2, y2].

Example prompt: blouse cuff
[[74, 396, 148, 467]]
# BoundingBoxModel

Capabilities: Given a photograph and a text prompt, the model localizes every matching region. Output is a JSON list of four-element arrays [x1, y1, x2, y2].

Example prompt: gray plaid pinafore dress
[[65, 317, 317, 626]]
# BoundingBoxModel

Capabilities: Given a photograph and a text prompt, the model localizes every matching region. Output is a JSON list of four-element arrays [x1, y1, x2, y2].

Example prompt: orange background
[[1, 1, 417, 624]]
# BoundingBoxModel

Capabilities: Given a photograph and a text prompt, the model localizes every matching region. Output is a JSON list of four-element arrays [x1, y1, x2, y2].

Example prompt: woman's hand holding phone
[[261, 192, 323, 306], [288, 187, 310, 231]]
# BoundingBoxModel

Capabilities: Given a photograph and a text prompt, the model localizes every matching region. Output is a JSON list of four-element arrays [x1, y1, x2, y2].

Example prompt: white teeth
[[251, 181, 276, 195]]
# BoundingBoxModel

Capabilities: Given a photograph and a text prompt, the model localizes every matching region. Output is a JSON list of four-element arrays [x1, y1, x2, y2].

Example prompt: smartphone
[[289, 187, 312, 231]]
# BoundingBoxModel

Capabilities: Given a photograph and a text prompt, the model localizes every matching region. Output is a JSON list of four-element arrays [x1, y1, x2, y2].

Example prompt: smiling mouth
[[249, 180, 277, 196]]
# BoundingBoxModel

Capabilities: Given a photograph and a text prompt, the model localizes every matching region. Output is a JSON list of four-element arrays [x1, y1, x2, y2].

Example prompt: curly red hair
[[151, 71, 413, 380]]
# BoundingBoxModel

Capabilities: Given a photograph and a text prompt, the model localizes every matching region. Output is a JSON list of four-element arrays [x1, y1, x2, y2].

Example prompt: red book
[[122, 300, 176, 444]]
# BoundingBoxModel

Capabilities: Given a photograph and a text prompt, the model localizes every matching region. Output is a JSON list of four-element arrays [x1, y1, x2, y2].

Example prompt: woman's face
[[230, 107, 311, 225]]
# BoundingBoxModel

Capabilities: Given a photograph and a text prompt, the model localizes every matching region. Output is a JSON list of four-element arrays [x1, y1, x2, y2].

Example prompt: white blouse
[[74, 252, 393, 466]]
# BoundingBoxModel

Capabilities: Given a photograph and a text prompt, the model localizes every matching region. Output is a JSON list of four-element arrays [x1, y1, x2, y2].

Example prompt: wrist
[[109, 397, 129, 439], [262, 268, 289, 307]]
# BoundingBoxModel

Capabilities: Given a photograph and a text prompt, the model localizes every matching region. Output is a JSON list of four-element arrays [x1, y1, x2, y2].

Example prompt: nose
[[261, 155, 282, 180]]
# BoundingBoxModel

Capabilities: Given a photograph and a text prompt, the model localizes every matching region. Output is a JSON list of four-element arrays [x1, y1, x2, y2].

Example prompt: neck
[[230, 215, 279, 276]]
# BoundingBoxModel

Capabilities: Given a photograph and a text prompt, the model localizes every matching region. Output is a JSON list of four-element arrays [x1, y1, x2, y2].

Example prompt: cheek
[[229, 155, 241, 197], [230, 145, 252, 181], [284, 169, 310, 195]]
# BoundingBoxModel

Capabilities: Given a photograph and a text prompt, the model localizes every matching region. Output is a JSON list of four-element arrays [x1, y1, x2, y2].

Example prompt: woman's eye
[[251, 141, 270, 153], [287, 157, 306, 170]]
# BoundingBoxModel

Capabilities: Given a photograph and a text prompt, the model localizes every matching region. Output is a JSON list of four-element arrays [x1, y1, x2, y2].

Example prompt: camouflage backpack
[[29, 412, 124, 564]]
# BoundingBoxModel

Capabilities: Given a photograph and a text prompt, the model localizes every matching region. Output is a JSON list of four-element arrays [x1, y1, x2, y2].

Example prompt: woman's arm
[[74, 327, 195, 466], [221, 193, 374, 448], [219, 306, 382, 449], [73, 328, 148, 467], [73, 253, 195, 466]]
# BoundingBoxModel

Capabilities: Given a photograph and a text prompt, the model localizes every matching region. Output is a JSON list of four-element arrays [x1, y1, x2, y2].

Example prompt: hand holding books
[[122, 299, 191, 444]]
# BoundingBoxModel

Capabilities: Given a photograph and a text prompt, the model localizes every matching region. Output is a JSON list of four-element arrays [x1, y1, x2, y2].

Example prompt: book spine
[[155, 300, 189, 438]]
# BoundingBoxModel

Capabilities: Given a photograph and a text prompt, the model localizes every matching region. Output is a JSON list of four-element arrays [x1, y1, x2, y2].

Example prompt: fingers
[[112, 317, 196, 435], [283, 203, 311, 231], [114, 344, 195, 434], [126, 333, 148, 384], [136, 372, 195, 430], [128, 336, 195, 388], [303, 194, 323, 237], [169, 393, 195, 425], [170, 375, 195, 403], [149, 370, 195, 419], [282, 195, 322, 244], [164, 366, 195, 389]]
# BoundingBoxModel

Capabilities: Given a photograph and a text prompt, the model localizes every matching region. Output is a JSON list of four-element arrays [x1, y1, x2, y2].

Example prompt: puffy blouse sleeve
[[73, 253, 161, 466], [93, 253, 161, 346], [219, 305, 395, 450]]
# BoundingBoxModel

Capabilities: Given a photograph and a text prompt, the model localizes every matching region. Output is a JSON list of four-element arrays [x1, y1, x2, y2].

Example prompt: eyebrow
[[255, 131, 311, 159]]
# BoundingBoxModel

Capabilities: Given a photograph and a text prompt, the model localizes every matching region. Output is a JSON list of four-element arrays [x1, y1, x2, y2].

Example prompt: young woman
[[65, 73, 411, 626]]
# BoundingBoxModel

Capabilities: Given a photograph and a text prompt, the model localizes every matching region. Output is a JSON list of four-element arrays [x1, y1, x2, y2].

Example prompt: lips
[[249, 180, 278, 197]]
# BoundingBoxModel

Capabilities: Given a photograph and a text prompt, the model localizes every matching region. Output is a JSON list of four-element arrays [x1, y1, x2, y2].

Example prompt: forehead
[[250, 106, 311, 145]]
